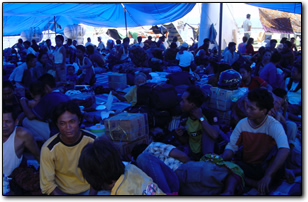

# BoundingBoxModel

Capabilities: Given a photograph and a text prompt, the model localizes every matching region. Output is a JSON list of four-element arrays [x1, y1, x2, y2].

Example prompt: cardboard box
[[209, 87, 238, 111], [108, 73, 127, 90], [112, 135, 149, 161], [217, 110, 231, 125], [104, 113, 149, 142]]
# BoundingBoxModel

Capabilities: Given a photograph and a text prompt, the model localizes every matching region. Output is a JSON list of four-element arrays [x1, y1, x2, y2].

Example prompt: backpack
[[151, 83, 179, 111]]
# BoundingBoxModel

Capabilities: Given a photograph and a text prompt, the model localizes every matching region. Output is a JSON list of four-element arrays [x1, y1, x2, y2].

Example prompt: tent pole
[[124, 7, 128, 37], [54, 16, 56, 37], [218, 3, 223, 62]]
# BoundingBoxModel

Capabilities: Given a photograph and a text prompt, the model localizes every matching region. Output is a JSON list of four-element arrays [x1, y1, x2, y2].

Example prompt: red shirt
[[240, 76, 268, 90]]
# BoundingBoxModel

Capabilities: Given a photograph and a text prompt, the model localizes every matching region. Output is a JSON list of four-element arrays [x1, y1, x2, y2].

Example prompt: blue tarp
[[246, 3, 301, 15], [3, 3, 196, 36]]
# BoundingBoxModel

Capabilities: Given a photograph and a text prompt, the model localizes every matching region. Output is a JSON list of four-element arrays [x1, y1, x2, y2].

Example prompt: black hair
[[270, 51, 281, 63], [203, 38, 210, 44], [239, 63, 251, 73], [186, 85, 206, 107], [26, 53, 37, 63], [284, 41, 292, 48], [3, 105, 18, 121], [148, 36, 152, 40], [123, 37, 129, 43], [170, 42, 177, 49], [280, 37, 287, 44], [242, 36, 248, 43], [247, 88, 274, 113], [272, 88, 287, 99], [67, 38, 72, 45], [131, 143, 148, 162], [55, 35, 64, 42], [3, 80, 14, 90], [52, 100, 83, 127], [86, 44, 95, 54], [116, 39, 121, 44], [247, 14, 251, 18], [262, 48, 272, 57], [228, 42, 236, 48], [270, 39, 277, 44], [29, 80, 45, 97], [38, 73, 56, 89], [23, 41, 31, 46], [76, 45, 86, 53], [78, 138, 125, 191]]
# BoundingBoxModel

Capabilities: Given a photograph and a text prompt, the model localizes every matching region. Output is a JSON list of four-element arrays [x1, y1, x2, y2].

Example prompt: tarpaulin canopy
[[3, 3, 196, 36], [259, 8, 301, 34], [246, 3, 301, 15]]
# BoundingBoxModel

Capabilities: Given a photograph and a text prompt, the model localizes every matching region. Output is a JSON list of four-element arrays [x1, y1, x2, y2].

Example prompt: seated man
[[221, 88, 290, 195], [3, 80, 23, 123], [20, 73, 70, 142], [40, 100, 96, 195], [164, 42, 179, 66], [223, 42, 240, 66], [9, 53, 37, 89], [78, 137, 165, 195], [86, 44, 105, 68], [175, 85, 219, 160], [75, 45, 96, 85], [3, 106, 41, 178]]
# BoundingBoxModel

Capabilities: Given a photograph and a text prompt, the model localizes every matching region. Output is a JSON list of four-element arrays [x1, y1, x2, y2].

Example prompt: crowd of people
[[3, 31, 301, 196]]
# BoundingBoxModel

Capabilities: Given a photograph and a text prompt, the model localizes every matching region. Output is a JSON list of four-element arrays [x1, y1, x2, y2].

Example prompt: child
[[66, 65, 77, 85]]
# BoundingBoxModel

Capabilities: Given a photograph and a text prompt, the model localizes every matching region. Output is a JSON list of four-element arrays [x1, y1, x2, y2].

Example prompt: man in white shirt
[[242, 14, 252, 39], [97, 36, 106, 51]]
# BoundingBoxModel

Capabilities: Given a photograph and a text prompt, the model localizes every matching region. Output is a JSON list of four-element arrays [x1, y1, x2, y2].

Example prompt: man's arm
[[20, 97, 37, 120], [16, 127, 40, 163], [257, 148, 289, 195], [220, 149, 235, 161], [169, 148, 190, 163]]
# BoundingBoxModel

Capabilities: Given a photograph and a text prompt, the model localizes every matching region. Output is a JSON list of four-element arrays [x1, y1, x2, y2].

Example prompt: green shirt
[[186, 115, 207, 154]]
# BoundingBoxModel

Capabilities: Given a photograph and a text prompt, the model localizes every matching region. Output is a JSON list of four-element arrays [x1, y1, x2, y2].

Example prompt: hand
[[257, 175, 272, 195], [191, 107, 203, 120]]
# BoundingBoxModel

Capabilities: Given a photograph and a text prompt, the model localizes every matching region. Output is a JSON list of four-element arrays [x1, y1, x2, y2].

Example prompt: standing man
[[97, 36, 106, 51], [242, 14, 252, 40], [40, 100, 96, 195], [54, 35, 67, 83]]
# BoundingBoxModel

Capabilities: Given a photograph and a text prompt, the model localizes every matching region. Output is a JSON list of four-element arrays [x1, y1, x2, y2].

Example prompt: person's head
[[291, 64, 301, 81], [86, 44, 95, 55], [239, 64, 251, 82], [46, 39, 51, 46], [137, 36, 142, 43], [270, 39, 277, 49], [247, 38, 254, 45], [55, 35, 64, 47], [23, 41, 31, 49], [98, 36, 102, 42], [32, 39, 37, 45], [87, 37, 91, 42], [258, 46, 265, 56], [73, 40, 77, 46], [246, 14, 251, 19], [205, 61, 219, 74], [116, 39, 121, 45], [67, 65, 75, 76], [280, 37, 287, 44], [134, 72, 147, 86], [78, 137, 125, 191], [180, 85, 206, 112], [272, 88, 287, 100], [107, 39, 115, 49], [283, 41, 292, 51], [29, 80, 45, 98], [76, 45, 86, 58], [38, 73, 56, 90], [228, 42, 236, 52], [38, 52, 48, 65], [53, 100, 83, 143], [170, 42, 177, 49], [3, 80, 15, 103], [3, 106, 18, 138], [290, 37, 295, 43], [270, 51, 281, 64], [172, 36, 178, 42], [123, 37, 129, 47], [26, 53, 37, 68], [247, 88, 274, 119], [148, 36, 152, 41], [203, 38, 210, 48], [180, 42, 188, 50], [262, 49, 272, 63], [242, 36, 248, 43], [18, 38, 23, 44], [67, 38, 72, 46]]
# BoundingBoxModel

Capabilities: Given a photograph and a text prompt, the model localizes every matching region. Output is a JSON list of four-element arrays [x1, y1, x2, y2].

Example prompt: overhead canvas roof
[[3, 3, 196, 36], [246, 3, 301, 15]]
